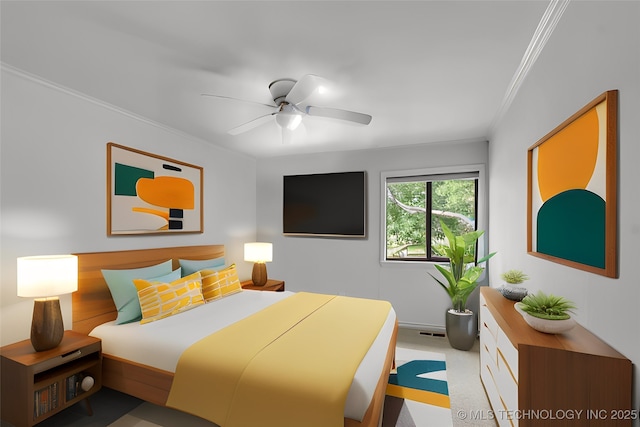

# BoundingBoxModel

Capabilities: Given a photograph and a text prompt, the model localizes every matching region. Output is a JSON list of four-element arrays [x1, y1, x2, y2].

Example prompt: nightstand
[[1, 330, 102, 427], [241, 279, 285, 292]]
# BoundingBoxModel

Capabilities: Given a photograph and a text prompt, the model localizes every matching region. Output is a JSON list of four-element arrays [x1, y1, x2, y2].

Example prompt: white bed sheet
[[90, 290, 396, 421]]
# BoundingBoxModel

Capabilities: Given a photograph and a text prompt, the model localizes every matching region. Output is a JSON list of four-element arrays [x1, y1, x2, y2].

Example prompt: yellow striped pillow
[[200, 264, 242, 302], [134, 271, 205, 324]]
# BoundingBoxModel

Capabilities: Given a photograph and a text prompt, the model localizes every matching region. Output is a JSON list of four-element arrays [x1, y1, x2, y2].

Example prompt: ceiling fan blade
[[305, 106, 372, 125], [201, 93, 274, 109], [228, 113, 275, 135], [285, 74, 327, 106]]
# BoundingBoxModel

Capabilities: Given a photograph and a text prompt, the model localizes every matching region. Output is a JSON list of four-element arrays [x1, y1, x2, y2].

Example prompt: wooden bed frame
[[72, 245, 397, 427]]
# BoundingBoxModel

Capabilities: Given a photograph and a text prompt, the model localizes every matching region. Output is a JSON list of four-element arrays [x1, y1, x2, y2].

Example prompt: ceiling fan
[[202, 74, 372, 143]]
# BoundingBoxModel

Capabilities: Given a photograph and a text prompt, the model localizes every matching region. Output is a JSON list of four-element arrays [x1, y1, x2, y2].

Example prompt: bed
[[72, 245, 397, 427]]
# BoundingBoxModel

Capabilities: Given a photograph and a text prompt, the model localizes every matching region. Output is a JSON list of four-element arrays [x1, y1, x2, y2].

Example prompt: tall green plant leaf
[[430, 219, 496, 312], [428, 272, 455, 299]]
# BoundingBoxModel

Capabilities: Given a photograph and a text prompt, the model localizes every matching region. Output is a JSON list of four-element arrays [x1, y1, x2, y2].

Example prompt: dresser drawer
[[481, 290, 518, 427], [480, 300, 499, 339], [496, 349, 518, 425], [497, 327, 518, 382], [480, 297, 498, 339], [480, 321, 497, 365], [480, 362, 504, 426], [481, 360, 515, 427]]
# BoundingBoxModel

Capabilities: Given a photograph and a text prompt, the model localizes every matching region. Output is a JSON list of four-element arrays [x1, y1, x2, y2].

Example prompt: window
[[383, 167, 483, 262]]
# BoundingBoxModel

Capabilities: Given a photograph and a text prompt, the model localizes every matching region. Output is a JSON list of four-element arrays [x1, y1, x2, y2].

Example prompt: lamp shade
[[17, 255, 78, 298], [244, 243, 273, 263]]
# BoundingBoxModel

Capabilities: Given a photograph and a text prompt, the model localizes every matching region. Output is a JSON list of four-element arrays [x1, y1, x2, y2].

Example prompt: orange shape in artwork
[[132, 207, 170, 220], [537, 107, 599, 202], [136, 176, 195, 209]]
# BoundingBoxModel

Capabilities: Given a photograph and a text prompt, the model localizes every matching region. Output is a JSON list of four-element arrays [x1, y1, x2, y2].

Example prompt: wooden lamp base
[[31, 298, 64, 351], [251, 262, 268, 286]]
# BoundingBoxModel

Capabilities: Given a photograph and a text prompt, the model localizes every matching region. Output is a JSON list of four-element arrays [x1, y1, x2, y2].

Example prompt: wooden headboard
[[72, 244, 225, 334]]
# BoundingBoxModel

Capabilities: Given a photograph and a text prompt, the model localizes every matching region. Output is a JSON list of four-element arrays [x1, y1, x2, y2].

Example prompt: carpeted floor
[[1, 328, 495, 427]]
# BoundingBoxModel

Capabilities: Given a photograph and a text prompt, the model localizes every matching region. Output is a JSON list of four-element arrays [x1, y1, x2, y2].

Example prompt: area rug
[[382, 347, 453, 427], [108, 347, 452, 427]]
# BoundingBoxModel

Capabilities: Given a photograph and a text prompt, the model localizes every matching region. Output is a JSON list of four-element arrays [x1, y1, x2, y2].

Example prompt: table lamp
[[244, 242, 272, 286], [17, 255, 78, 351]]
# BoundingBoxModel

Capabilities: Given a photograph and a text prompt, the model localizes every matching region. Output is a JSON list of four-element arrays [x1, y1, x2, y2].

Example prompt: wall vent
[[419, 331, 446, 338]]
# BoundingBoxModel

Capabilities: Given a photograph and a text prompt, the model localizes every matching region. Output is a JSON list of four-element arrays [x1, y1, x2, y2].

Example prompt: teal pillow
[[102, 260, 173, 324], [179, 257, 225, 276], [147, 268, 182, 284]]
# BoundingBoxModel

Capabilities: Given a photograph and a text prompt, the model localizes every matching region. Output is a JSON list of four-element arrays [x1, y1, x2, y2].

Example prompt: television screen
[[283, 171, 366, 237]]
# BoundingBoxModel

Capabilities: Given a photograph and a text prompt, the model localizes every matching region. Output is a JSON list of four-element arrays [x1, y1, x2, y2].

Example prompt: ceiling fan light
[[276, 112, 302, 131], [289, 114, 302, 130]]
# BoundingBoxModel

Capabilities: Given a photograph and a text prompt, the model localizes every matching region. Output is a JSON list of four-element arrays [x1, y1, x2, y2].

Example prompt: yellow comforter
[[167, 292, 391, 427]]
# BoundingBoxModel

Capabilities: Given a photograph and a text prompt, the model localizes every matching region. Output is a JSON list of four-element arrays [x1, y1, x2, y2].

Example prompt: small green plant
[[501, 269, 529, 284], [518, 291, 576, 320]]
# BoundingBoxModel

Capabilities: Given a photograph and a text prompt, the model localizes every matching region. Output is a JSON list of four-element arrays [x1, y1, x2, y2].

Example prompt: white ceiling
[[1, 1, 553, 158]]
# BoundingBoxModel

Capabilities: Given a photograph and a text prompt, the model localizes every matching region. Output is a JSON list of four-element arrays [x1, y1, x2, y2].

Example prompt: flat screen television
[[283, 171, 367, 237]]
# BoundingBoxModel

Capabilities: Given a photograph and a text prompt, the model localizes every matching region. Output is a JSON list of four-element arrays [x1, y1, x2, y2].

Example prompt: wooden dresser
[[479, 287, 633, 427]]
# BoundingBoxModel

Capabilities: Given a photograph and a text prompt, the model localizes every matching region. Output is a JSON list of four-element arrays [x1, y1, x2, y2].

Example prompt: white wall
[[0, 68, 258, 346], [256, 140, 488, 331], [488, 1, 640, 416]]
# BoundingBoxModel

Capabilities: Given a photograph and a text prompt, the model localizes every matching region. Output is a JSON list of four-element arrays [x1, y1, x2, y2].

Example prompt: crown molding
[[0, 62, 218, 150], [489, 0, 571, 134]]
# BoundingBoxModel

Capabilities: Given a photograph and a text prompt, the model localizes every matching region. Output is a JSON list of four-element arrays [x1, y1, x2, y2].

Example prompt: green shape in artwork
[[537, 189, 605, 269], [114, 163, 154, 196]]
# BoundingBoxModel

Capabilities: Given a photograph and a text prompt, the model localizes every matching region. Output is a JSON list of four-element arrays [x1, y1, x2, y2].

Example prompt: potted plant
[[515, 290, 576, 334], [498, 269, 529, 301], [501, 269, 529, 284], [430, 220, 496, 350]]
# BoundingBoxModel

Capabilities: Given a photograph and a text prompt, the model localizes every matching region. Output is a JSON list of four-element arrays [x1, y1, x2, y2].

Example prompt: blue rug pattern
[[383, 348, 453, 427]]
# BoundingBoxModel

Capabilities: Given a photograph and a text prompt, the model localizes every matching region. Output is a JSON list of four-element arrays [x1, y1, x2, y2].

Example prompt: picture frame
[[527, 90, 618, 278], [107, 142, 203, 235]]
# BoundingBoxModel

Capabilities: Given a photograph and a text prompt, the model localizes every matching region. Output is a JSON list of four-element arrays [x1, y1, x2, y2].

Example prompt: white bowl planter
[[515, 303, 576, 334]]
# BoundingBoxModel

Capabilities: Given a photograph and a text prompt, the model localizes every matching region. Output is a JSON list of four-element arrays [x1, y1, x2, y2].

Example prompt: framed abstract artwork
[[107, 143, 203, 235], [527, 90, 618, 278]]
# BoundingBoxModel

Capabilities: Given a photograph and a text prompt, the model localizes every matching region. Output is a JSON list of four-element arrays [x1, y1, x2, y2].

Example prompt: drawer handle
[[33, 350, 83, 374], [61, 350, 82, 360]]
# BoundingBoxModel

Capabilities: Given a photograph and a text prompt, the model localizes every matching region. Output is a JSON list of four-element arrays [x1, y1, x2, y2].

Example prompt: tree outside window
[[385, 173, 478, 261]]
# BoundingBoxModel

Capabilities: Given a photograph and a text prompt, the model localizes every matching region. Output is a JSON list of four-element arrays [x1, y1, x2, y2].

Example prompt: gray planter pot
[[445, 308, 477, 351]]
